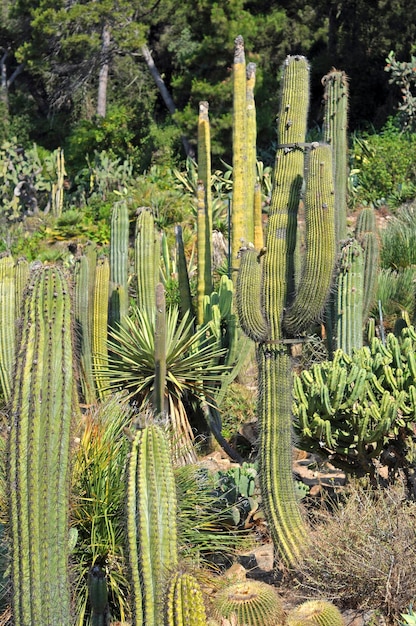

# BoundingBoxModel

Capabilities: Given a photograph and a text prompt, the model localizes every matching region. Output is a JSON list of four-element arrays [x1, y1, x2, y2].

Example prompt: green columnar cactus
[[154, 283, 167, 415], [175, 225, 194, 319], [231, 34, 248, 275], [0, 254, 16, 402], [322, 69, 349, 244], [74, 242, 97, 404], [212, 580, 285, 626], [354, 207, 380, 324], [253, 183, 264, 251], [236, 56, 336, 565], [164, 572, 208, 626], [246, 62, 257, 244], [92, 256, 110, 399], [15, 257, 29, 313], [336, 239, 364, 354], [197, 101, 213, 324], [286, 600, 344, 626], [283, 144, 336, 335], [126, 424, 178, 626], [8, 265, 76, 626], [135, 207, 161, 319], [109, 200, 129, 328], [88, 565, 109, 626]]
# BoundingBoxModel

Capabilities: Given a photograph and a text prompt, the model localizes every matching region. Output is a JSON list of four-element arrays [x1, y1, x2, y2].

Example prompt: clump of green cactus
[[165, 571, 208, 626], [8, 264, 77, 626], [293, 324, 416, 484], [286, 600, 344, 626], [236, 55, 336, 565], [212, 580, 285, 626], [126, 422, 178, 626]]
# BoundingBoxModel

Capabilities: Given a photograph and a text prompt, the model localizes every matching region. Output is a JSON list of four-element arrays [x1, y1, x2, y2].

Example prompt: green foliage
[[71, 396, 133, 625], [349, 121, 416, 209], [375, 267, 416, 325], [385, 51, 416, 132], [380, 203, 416, 269], [401, 605, 416, 625]]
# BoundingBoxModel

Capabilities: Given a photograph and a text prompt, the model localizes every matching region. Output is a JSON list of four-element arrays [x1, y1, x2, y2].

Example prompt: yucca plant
[[70, 394, 133, 625], [104, 305, 230, 462]]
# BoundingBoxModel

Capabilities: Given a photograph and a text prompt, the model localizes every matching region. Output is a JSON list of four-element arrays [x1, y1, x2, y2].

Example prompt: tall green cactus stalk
[[74, 242, 97, 404], [354, 206, 380, 324], [154, 283, 167, 415], [336, 239, 365, 354], [92, 256, 110, 400], [236, 56, 336, 566], [135, 208, 161, 319], [126, 423, 178, 626], [253, 183, 264, 251], [197, 101, 213, 324], [109, 200, 129, 328], [246, 62, 257, 244], [165, 572, 207, 626], [8, 265, 76, 626], [231, 34, 248, 276], [175, 225, 194, 320], [322, 68, 349, 245], [0, 255, 16, 402]]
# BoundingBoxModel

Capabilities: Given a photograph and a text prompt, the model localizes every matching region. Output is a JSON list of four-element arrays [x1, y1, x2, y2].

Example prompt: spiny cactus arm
[[235, 247, 268, 341], [265, 55, 310, 334], [197, 181, 210, 326], [283, 144, 336, 335], [246, 62, 257, 244], [197, 102, 213, 296], [336, 239, 364, 354], [154, 283, 167, 416], [231, 34, 248, 274], [0, 255, 16, 402], [322, 68, 349, 244], [355, 207, 380, 324], [165, 572, 208, 626], [92, 257, 110, 400], [126, 429, 144, 626], [109, 200, 129, 328], [127, 425, 178, 626], [135, 208, 161, 320]]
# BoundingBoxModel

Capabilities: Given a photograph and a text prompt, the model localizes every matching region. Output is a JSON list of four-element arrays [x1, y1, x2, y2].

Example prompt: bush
[[288, 482, 416, 624], [349, 120, 416, 209]]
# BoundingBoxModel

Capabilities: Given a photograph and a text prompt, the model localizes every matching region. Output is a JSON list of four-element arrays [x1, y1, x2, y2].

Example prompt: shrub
[[287, 482, 416, 624]]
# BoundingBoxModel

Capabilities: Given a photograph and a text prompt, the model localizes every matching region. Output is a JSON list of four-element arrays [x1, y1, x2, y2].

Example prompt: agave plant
[[104, 305, 230, 461]]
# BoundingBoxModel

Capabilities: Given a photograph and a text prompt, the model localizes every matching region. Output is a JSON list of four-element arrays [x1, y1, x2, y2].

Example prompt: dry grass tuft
[[285, 481, 416, 624]]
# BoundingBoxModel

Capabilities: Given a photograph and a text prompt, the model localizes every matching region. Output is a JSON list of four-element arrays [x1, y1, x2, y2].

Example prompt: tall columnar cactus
[[231, 35, 248, 274], [92, 256, 110, 400], [164, 571, 208, 626], [74, 242, 97, 404], [0, 254, 16, 402], [336, 239, 364, 354], [135, 207, 161, 320], [354, 206, 380, 324], [246, 62, 257, 244], [197, 101, 213, 324], [236, 56, 336, 565], [126, 423, 178, 626], [8, 265, 77, 626], [109, 199, 129, 328], [322, 68, 349, 245], [88, 565, 109, 626], [154, 283, 167, 415]]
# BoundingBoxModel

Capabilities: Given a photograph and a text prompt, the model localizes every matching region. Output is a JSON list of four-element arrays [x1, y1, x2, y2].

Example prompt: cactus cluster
[[293, 325, 416, 478]]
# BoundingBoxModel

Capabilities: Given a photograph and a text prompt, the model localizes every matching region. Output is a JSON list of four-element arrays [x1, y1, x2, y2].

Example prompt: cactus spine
[[165, 572, 208, 626], [236, 56, 336, 565], [8, 265, 76, 625], [126, 424, 178, 626]]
